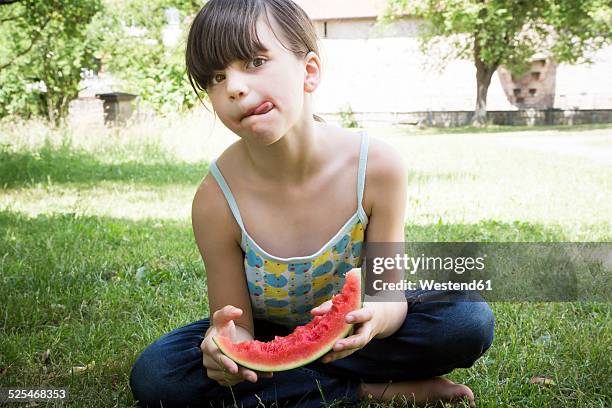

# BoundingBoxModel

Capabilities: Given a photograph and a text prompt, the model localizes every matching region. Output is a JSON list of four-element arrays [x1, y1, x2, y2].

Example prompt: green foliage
[[0, 0, 102, 125], [0, 0, 205, 124], [384, 0, 612, 74], [94, 0, 203, 115], [339, 104, 359, 128]]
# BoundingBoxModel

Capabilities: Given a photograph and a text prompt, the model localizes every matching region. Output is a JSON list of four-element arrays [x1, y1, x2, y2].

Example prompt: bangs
[[186, 0, 267, 92]]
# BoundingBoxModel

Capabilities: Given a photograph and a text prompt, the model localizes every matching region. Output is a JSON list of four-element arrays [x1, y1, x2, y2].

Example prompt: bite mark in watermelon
[[213, 268, 362, 372]]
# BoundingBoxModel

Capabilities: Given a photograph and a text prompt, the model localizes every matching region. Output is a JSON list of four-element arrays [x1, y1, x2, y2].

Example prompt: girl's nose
[[226, 71, 248, 100]]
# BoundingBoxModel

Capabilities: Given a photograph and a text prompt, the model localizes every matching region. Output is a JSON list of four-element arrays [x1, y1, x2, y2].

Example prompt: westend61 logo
[[371, 253, 486, 275], [362, 242, 611, 302], [368, 253, 491, 292]]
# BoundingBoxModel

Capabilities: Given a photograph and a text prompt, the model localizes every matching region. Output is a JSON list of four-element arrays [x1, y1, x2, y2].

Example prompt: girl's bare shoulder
[[325, 125, 401, 161], [192, 141, 243, 243], [327, 126, 405, 179], [363, 135, 407, 214]]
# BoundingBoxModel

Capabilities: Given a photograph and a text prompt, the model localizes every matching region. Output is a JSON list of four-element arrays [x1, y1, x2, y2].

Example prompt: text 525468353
[[1, 388, 68, 402]]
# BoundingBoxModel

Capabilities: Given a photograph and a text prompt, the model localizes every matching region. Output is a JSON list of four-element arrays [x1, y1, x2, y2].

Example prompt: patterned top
[[209, 131, 369, 327]]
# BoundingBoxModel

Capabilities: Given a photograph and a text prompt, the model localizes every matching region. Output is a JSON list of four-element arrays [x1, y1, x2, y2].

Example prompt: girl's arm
[[192, 174, 255, 340], [315, 139, 409, 364], [192, 175, 275, 386], [363, 139, 408, 339]]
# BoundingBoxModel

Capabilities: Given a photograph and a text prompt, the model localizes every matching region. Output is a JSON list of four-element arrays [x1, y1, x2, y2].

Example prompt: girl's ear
[[303, 51, 322, 93]]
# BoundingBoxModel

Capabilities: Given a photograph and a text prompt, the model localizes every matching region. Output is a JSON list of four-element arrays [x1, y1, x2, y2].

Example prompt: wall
[[311, 17, 612, 116], [322, 109, 612, 127]]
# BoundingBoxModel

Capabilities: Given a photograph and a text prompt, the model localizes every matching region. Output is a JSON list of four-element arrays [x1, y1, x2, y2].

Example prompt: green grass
[[0, 115, 610, 407]]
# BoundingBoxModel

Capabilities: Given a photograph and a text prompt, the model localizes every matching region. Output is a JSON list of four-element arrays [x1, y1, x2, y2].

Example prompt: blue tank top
[[209, 131, 369, 327]]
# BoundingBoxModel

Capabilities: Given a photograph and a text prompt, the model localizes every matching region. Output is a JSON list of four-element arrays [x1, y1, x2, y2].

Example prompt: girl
[[129, 0, 494, 407]]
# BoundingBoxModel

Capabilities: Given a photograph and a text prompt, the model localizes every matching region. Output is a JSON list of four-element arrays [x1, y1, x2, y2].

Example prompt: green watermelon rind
[[212, 322, 355, 372], [212, 268, 362, 372]]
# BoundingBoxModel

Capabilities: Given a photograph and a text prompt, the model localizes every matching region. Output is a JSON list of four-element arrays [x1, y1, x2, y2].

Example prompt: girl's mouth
[[243, 101, 274, 120]]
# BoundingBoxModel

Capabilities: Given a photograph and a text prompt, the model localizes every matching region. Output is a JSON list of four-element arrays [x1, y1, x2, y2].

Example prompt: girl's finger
[[345, 307, 373, 324], [202, 351, 229, 374], [212, 305, 242, 329], [209, 366, 261, 386], [202, 353, 218, 369], [237, 367, 256, 383], [215, 353, 239, 374], [332, 324, 372, 352], [207, 368, 241, 386], [333, 334, 365, 352], [201, 336, 238, 374], [311, 300, 332, 315]]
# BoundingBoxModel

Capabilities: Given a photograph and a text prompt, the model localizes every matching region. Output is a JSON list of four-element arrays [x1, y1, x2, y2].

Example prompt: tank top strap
[[208, 159, 246, 232], [357, 131, 369, 224]]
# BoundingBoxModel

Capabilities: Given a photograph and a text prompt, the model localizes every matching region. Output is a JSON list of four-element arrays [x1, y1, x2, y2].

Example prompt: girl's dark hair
[[186, 0, 324, 121]]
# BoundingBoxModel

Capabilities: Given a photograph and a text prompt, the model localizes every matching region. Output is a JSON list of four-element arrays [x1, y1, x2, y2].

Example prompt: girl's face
[[205, 17, 310, 145]]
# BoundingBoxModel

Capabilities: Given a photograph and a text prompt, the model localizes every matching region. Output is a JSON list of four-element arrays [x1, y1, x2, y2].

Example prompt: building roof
[[293, 0, 394, 21]]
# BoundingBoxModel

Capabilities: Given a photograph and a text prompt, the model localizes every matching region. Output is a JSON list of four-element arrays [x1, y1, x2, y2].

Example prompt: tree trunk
[[472, 37, 498, 127], [46, 88, 56, 125]]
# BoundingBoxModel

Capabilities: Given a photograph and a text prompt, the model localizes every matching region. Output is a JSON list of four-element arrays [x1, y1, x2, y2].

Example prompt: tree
[[94, 0, 203, 115], [384, 0, 611, 125], [0, 0, 102, 125], [0, 0, 202, 123]]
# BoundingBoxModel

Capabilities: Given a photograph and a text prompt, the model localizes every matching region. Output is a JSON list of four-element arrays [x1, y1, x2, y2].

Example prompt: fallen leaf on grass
[[71, 360, 95, 374], [529, 376, 556, 386], [135, 266, 147, 281], [535, 334, 552, 344], [40, 349, 51, 365], [110, 373, 120, 390], [0, 362, 14, 378]]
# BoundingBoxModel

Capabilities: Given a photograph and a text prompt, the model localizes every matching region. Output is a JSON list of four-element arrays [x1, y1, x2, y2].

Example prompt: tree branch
[[0, 15, 51, 71], [0, 0, 22, 23], [0, 10, 23, 23]]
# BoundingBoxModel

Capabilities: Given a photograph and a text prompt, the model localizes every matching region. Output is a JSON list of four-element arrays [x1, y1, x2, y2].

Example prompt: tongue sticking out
[[253, 101, 274, 115]]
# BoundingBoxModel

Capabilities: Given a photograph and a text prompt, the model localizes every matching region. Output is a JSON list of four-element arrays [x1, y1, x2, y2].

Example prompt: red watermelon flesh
[[213, 268, 362, 372]]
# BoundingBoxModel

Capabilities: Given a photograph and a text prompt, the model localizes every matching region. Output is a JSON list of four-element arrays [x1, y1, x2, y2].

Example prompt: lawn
[[1, 114, 610, 407]]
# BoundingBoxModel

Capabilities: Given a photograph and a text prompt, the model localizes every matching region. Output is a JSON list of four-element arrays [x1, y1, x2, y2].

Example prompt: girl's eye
[[248, 57, 266, 68], [211, 73, 225, 85]]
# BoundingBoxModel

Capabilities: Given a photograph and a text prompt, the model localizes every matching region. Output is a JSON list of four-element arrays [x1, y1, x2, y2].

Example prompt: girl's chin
[[247, 125, 288, 144]]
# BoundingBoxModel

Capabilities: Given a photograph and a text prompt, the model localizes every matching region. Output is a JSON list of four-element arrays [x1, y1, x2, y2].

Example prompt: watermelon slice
[[213, 268, 363, 372]]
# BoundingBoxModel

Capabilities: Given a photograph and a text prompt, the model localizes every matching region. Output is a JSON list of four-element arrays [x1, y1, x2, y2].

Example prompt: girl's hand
[[201, 305, 273, 386], [310, 300, 383, 364]]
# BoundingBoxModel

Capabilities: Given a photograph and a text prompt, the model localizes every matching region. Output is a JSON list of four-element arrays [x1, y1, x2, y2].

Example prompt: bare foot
[[358, 376, 475, 407]]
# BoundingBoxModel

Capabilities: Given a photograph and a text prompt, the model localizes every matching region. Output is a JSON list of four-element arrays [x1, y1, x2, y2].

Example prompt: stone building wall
[[497, 58, 557, 109]]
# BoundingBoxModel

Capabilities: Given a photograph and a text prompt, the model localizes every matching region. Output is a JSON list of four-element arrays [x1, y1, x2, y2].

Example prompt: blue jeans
[[129, 291, 494, 407]]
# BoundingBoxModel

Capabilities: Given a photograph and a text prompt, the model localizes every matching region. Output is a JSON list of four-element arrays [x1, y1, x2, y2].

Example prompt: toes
[[449, 384, 475, 405]]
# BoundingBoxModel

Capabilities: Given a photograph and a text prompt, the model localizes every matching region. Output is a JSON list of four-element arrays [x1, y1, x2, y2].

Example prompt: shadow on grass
[[0, 143, 478, 188], [0, 211, 570, 292], [0, 212, 572, 312], [0, 210, 200, 284], [0, 143, 209, 189], [0, 210, 206, 340]]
